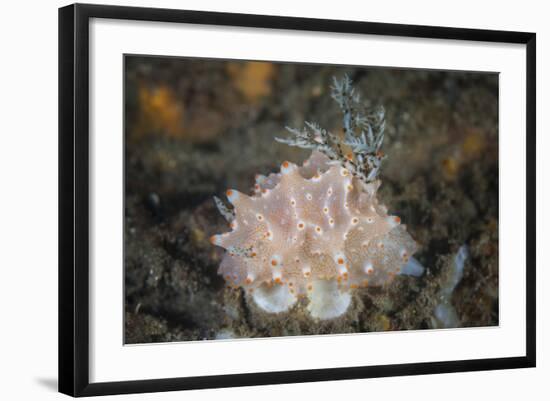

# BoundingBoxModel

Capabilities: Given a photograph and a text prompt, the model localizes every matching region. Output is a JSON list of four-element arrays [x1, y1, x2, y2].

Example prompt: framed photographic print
[[58, 3, 536, 397]]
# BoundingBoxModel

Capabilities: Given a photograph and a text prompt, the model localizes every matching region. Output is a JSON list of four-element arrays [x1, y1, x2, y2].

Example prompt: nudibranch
[[211, 151, 418, 319], [210, 76, 420, 320]]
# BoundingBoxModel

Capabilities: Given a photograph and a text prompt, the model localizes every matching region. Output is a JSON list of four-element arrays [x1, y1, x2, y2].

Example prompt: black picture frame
[[58, 3, 536, 397]]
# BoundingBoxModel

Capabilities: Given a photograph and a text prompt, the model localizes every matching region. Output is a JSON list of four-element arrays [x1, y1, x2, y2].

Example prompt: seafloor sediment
[[124, 58, 498, 343]]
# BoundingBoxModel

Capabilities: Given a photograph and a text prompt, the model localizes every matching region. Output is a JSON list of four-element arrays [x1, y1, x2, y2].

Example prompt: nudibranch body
[[210, 151, 418, 319]]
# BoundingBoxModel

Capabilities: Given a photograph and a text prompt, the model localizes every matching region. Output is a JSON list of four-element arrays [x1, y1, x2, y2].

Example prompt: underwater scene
[[124, 56, 499, 343]]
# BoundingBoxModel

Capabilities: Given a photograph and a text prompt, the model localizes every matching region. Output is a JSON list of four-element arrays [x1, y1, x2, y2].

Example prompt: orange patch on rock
[[226, 61, 275, 103]]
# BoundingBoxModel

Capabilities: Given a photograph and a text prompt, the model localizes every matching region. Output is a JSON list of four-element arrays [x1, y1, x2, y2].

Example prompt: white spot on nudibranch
[[270, 254, 282, 267], [334, 252, 346, 265], [334, 253, 348, 277], [364, 262, 374, 275], [388, 215, 401, 228], [209, 234, 222, 246], [337, 264, 348, 277], [245, 273, 255, 284], [226, 189, 239, 204], [280, 161, 294, 174], [272, 269, 283, 284]]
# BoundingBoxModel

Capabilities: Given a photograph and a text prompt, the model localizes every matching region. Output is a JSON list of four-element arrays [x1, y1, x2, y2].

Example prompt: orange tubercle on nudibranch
[[209, 235, 222, 246]]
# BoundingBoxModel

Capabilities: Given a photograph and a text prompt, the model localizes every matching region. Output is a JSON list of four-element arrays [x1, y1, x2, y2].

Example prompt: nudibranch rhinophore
[[210, 151, 418, 320]]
